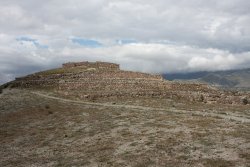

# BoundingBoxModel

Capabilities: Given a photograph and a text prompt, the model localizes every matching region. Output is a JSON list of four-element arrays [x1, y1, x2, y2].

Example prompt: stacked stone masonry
[[62, 61, 120, 70], [12, 61, 249, 105]]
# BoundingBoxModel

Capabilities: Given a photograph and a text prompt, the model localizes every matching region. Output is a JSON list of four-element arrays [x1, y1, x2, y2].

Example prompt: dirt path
[[32, 91, 250, 123]]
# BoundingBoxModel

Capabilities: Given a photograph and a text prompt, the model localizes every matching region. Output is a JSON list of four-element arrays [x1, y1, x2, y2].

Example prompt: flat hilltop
[[0, 61, 250, 166], [3, 61, 250, 105]]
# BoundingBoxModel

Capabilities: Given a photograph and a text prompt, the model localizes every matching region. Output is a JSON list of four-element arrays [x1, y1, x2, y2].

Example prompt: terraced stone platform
[[8, 61, 250, 105]]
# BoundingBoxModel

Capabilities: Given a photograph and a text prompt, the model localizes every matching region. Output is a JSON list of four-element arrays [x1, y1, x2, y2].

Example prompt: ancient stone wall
[[60, 71, 163, 80], [62, 61, 120, 70], [11, 61, 250, 105], [56, 69, 166, 98]]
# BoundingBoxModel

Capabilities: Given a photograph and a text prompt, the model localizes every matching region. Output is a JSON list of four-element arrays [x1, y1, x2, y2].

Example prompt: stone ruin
[[11, 61, 249, 105], [62, 61, 120, 70]]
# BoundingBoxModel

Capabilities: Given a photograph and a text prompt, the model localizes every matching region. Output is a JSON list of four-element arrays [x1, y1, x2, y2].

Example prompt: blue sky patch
[[71, 38, 102, 47], [16, 37, 36, 42], [117, 39, 137, 45], [16, 37, 48, 49]]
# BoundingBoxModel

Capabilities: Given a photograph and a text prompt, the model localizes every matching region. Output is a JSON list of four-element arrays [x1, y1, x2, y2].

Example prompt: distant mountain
[[163, 68, 250, 90]]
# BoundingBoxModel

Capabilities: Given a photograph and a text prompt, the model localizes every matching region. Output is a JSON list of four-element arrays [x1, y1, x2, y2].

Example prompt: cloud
[[2, 42, 250, 84], [0, 0, 250, 84]]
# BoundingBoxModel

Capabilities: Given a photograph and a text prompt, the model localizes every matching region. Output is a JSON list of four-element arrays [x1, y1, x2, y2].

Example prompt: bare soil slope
[[1, 88, 249, 167]]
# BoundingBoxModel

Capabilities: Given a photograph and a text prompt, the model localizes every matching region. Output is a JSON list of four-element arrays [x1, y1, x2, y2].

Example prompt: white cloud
[[0, 0, 250, 84]]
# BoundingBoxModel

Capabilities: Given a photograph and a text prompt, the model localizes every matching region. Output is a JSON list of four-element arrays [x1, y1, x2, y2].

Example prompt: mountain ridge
[[163, 68, 250, 90]]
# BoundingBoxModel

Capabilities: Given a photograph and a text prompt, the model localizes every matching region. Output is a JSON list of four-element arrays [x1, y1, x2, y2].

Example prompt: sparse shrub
[[45, 104, 50, 109], [199, 94, 205, 102], [3, 83, 9, 89], [241, 97, 248, 105], [48, 110, 53, 114], [45, 104, 53, 114], [0, 88, 2, 94]]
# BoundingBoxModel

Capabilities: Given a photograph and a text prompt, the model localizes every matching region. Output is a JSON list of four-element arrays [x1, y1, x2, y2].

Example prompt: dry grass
[[0, 89, 249, 166]]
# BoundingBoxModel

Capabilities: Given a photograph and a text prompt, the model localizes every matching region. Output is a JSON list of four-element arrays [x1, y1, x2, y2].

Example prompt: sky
[[0, 0, 250, 84]]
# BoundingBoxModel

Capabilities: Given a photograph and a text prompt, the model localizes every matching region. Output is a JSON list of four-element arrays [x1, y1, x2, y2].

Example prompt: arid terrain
[[1, 88, 249, 167], [0, 62, 250, 167]]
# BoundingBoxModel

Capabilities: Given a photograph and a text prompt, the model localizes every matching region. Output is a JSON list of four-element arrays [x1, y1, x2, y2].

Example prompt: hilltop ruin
[[9, 61, 249, 105], [62, 61, 120, 70]]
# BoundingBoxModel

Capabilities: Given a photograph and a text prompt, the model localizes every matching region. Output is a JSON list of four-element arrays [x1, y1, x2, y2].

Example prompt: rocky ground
[[0, 88, 250, 167]]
